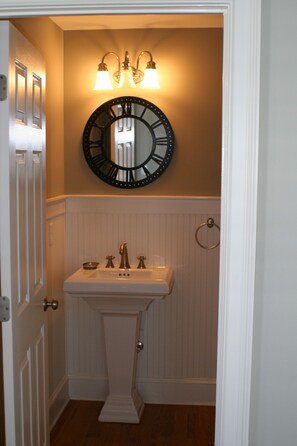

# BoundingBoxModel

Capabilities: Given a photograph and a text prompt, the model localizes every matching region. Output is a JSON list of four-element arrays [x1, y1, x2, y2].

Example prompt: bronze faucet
[[119, 242, 130, 269]]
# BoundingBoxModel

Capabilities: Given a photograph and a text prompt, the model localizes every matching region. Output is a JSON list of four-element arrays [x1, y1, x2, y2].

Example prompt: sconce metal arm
[[98, 52, 121, 73], [136, 50, 156, 70]]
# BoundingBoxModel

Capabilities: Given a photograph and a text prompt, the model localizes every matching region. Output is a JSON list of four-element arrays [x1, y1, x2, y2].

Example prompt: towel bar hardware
[[195, 217, 220, 250]]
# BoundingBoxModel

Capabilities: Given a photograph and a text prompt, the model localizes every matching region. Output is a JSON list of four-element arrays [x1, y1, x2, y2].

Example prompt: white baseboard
[[49, 375, 69, 430], [138, 378, 216, 405], [68, 375, 216, 405]]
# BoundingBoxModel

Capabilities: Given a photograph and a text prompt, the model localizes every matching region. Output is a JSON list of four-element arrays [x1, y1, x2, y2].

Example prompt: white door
[[0, 22, 49, 445]]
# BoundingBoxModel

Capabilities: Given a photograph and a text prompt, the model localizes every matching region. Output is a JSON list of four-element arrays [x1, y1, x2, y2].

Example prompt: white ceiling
[[50, 14, 223, 31]]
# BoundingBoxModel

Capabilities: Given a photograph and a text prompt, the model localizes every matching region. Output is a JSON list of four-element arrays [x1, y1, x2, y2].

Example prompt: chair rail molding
[[0, 1, 261, 446]]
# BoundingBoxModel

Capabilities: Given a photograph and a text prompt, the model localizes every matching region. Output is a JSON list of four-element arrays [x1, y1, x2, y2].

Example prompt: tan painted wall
[[10, 17, 64, 199], [64, 28, 222, 196], [8, 21, 222, 197]]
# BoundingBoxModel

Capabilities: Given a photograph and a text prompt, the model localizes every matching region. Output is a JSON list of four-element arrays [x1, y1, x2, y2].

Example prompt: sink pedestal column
[[99, 309, 144, 423]]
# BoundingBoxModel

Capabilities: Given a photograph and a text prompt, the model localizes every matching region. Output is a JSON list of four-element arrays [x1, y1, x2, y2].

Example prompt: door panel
[[0, 325, 5, 444], [0, 21, 48, 445]]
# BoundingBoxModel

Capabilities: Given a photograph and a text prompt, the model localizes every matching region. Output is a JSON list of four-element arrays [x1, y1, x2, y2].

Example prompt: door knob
[[43, 297, 59, 312]]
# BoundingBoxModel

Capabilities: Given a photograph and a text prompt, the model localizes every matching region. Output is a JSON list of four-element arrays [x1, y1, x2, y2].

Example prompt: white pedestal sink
[[64, 265, 174, 423]]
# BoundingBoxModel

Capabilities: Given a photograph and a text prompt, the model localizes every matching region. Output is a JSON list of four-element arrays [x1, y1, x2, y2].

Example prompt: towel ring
[[195, 217, 220, 250]]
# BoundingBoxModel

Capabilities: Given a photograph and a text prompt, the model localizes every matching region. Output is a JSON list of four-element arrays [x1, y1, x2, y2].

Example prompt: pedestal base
[[99, 310, 145, 423], [99, 389, 144, 423]]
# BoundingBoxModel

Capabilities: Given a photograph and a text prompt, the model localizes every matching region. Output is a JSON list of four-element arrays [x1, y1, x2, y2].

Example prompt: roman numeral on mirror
[[142, 165, 151, 177], [156, 136, 168, 146], [92, 122, 105, 131], [126, 170, 135, 183], [152, 154, 165, 165], [139, 106, 148, 119], [120, 101, 132, 117], [107, 165, 119, 180], [93, 153, 107, 168], [87, 140, 100, 150], [104, 106, 116, 121], [151, 119, 163, 130]]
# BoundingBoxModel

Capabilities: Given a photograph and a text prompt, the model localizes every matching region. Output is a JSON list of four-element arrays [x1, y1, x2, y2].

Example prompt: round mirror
[[82, 96, 174, 188]]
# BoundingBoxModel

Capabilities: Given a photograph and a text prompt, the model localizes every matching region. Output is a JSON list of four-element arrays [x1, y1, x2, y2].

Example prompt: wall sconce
[[93, 50, 160, 90]]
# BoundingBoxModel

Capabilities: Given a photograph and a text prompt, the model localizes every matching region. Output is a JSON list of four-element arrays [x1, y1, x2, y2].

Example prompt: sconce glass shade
[[93, 70, 113, 90], [140, 68, 160, 89], [117, 66, 137, 89]]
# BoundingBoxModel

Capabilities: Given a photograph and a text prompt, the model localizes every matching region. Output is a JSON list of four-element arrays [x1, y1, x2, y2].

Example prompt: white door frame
[[0, 1, 261, 445]]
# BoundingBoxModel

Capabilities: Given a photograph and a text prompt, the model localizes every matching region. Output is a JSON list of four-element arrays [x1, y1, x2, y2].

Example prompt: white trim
[[0, 2, 261, 445], [65, 195, 221, 215], [48, 375, 69, 431], [138, 378, 216, 405], [46, 198, 66, 220], [0, 1, 231, 16], [68, 375, 216, 405], [216, 1, 261, 445]]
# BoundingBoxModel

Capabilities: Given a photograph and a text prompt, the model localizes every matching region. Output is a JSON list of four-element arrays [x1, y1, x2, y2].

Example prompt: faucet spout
[[119, 242, 130, 269]]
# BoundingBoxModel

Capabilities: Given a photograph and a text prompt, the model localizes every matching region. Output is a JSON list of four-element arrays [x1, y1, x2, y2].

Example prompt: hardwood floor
[[50, 401, 215, 446]]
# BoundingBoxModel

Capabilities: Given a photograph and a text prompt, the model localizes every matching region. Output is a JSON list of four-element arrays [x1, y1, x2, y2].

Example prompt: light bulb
[[93, 70, 113, 90], [140, 68, 160, 89], [117, 67, 136, 89]]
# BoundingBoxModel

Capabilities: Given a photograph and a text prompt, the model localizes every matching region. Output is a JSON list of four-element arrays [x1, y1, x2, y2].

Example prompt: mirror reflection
[[102, 105, 153, 181]]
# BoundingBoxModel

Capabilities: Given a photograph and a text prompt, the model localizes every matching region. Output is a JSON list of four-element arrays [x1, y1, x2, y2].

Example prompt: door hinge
[[0, 296, 10, 322], [0, 74, 7, 101]]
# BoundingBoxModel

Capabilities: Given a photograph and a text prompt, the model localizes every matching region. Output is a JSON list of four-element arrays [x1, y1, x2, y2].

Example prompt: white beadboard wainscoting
[[64, 195, 220, 405], [46, 198, 68, 429]]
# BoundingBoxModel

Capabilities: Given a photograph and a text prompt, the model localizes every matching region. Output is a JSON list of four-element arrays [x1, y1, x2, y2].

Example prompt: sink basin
[[64, 265, 174, 298]]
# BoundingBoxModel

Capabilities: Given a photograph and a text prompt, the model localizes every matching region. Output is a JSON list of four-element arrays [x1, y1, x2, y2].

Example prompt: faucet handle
[[105, 255, 115, 268], [137, 256, 147, 269]]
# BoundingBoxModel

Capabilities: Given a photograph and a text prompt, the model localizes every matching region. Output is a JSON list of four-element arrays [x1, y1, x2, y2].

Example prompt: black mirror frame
[[82, 96, 174, 188]]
